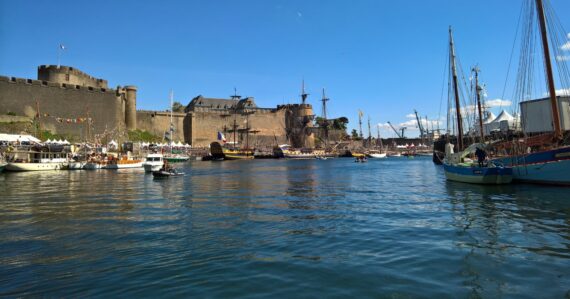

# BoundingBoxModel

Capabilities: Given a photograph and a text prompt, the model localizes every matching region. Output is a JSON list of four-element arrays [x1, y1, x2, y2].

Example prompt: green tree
[[172, 101, 185, 112], [351, 129, 359, 139]]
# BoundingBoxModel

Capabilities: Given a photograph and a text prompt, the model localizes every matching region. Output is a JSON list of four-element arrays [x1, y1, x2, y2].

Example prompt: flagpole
[[57, 46, 61, 68]]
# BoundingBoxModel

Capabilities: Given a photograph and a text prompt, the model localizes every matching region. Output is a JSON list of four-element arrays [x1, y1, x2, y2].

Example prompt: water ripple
[[0, 157, 569, 298]]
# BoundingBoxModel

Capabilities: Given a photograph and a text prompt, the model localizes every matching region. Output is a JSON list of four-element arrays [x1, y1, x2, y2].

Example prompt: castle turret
[[124, 85, 137, 130], [37, 65, 108, 88]]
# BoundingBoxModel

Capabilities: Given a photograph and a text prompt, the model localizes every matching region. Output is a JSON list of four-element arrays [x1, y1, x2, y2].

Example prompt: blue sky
[[1, 0, 569, 137]]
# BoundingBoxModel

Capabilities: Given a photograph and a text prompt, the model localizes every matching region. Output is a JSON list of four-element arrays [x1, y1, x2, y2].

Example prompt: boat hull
[[368, 153, 387, 158], [143, 163, 163, 172], [5, 162, 67, 171], [0, 162, 7, 172], [104, 162, 143, 169], [68, 161, 86, 170], [492, 146, 570, 185], [164, 157, 190, 162], [443, 163, 513, 184]]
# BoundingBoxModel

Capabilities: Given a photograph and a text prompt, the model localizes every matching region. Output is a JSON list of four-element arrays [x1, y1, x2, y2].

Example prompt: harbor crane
[[387, 121, 406, 138], [413, 109, 425, 139]]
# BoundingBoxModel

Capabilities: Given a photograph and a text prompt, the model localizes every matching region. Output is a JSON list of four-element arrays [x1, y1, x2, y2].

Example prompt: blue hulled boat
[[444, 143, 513, 185], [493, 146, 570, 185]]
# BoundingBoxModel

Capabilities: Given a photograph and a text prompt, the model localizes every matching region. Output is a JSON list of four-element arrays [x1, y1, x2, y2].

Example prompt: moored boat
[[0, 161, 8, 172], [5, 150, 68, 171], [143, 153, 164, 172], [104, 155, 143, 169]]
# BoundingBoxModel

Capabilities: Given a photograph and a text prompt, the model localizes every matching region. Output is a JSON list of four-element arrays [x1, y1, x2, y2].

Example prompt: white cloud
[[485, 98, 512, 108], [568, 33, 570, 39], [556, 55, 570, 61], [405, 113, 416, 118], [397, 118, 442, 132], [561, 41, 570, 51], [556, 88, 570, 96]]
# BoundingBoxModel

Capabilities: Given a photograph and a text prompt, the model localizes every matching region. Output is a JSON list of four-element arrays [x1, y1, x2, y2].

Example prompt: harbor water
[[0, 157, 569, 298]]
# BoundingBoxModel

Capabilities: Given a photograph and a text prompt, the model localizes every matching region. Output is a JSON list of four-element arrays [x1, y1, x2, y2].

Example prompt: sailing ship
[[489, 0, 570, 185], [366, 118, 387, 158], [164, 91, 190, 163], [442, 27, 512, 184]]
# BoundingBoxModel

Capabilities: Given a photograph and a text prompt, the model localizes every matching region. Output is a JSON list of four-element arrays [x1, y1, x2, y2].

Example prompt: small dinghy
[[152, 168, 184, 178]]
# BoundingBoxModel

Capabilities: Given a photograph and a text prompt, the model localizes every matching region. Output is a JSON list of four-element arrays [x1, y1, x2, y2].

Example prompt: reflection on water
[[0, 157, 569, 298]]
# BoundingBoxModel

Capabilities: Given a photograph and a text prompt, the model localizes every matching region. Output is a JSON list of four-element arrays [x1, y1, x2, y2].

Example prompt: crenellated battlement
[[38, 65, 108, 89], [0, 75, 116, 93]]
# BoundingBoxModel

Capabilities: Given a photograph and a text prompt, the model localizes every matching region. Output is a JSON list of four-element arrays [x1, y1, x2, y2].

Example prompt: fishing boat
[[442, 28, 512, 184], [444, 143, 512, 184], [143, 153, 164, 172], [5, 148, 69, 171], [488, 0, 570, 185]]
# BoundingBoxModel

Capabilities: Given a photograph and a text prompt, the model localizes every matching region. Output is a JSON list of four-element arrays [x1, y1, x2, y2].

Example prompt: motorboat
[[143, 153, 164, 172]]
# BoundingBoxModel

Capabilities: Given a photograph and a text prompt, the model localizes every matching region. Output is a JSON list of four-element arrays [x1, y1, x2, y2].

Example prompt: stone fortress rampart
[[0, 65, 137, 140], [0, 65, 316, 148]]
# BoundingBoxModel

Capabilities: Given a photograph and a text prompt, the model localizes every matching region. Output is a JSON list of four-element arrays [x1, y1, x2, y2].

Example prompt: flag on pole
[[60, 44, 66, 50], [217, 131, 226, 143]]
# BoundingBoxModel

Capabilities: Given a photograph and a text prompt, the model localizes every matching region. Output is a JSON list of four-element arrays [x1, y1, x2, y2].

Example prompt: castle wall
[[136, 111, 186, 142], [0, 76, 124, 140], [188, 108, 288, 147], [38, 65, 108, 88]]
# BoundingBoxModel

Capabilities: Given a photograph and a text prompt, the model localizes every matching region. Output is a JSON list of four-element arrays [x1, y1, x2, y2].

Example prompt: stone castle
[[0, 65, 315, 148]]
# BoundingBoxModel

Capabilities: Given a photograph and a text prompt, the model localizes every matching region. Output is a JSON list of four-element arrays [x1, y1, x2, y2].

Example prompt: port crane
[[387, 121, 406, 138], [413, 109, 425, 139]]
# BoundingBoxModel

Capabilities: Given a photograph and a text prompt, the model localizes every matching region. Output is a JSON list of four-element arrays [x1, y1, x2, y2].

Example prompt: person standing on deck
[[475, 147, 487, 168]]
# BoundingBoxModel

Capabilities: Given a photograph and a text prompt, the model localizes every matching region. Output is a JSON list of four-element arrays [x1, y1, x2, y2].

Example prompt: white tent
[[184, 143, 191, 148], [108, 140, 118, 148], [62, 139, 70, 145], [0, 134, 41, 143]]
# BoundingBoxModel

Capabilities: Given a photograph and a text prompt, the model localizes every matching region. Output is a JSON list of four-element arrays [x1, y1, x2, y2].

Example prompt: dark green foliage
[[128, 129, 162, 142]]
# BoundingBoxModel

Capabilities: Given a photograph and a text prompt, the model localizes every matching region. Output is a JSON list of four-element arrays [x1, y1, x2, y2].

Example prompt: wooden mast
[[535, 0, 562, 141], [473, 66, 485, 142], [449, 27, 464, 151]]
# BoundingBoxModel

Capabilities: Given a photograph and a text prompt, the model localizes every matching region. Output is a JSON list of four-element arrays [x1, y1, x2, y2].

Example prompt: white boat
[[143, 153, 164, 172], [84, 161, 105, 170], [5, 150, 68, 171], [367, 151, 387, 158], [388, 152, 401, 157], [68, 161, 86, 170]]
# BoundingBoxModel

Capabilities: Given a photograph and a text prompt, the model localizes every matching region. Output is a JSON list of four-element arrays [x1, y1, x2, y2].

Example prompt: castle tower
[[124, 85, 137, 130], [37, 65, 108, 88]]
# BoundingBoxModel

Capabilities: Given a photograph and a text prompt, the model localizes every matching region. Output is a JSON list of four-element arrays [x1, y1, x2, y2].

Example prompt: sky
[[1, 0, 570, 138]]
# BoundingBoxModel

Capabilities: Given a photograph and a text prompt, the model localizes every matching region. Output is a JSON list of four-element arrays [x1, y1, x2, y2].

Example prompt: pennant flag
[[60, 44, 66, 50], [217, 131, 226, 143]]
